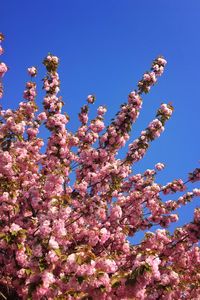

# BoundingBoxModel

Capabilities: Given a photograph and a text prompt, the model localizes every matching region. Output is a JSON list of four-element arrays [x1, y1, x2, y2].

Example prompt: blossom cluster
[[0, 33, 8, 99], [0, 35, 200, 300]]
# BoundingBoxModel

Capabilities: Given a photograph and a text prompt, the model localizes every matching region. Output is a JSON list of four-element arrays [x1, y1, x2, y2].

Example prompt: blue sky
[[1, 0, 200, 241]]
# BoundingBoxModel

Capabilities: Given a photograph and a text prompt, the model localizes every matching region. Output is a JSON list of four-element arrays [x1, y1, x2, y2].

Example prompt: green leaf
[[17, 135, 23, 141], [76, 255, 83, 265], [77, 276, 84, 284], [111, 278, 121, 288], [5, 234, 11, 243], [25, 269, 32, 275], [125, 263, 151, 286], [99, 285, 106, 292], [26, 245, 32, 256], [17, 243, 23, 250], [54, 248, 62, 257], [28, 281, 38, 294], [39, 258, 47, 271], [97, 271, 105, 277]]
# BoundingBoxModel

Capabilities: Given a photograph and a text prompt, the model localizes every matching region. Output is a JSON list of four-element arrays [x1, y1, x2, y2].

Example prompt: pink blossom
[[155, 162, 165, 171], [98, 106, 107, 115], [27, 66, 37, 77], [193, 188, 200, 196], [90, 119, 105, 133], [99, 227, 110, 244], [157, 57, 167, 66], [10, 223, 21, 232], [33, 244, 43, 257], [0, 41, 199, 300], [49, 237, 59, 249], [170, 214, 179, 222], [87, 94, 95, 104], [110, 205, 122, 220], [42, 271, 55, 288], [37, 112, 47, 121], [0, 45, 4, 55], [143, 73, 151, 81], [0, 62, 8, 77]]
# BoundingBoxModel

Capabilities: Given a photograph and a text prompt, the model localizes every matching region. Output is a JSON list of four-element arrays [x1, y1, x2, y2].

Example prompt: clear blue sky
[[1, 0, 200, 241]]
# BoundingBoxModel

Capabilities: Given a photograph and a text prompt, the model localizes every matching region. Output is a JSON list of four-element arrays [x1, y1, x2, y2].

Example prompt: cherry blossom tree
[[0, 33, 200, 300]]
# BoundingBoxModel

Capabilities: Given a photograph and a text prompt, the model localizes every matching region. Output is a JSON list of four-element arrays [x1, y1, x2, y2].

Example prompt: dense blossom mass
[[0, 33, 200, 300]]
